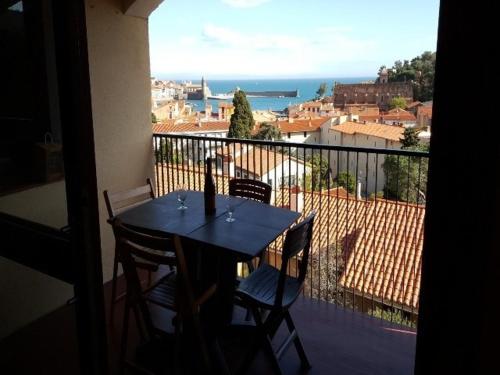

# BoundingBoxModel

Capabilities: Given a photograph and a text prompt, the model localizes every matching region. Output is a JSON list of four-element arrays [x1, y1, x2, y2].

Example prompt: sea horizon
[[153, 76, 377, 112]]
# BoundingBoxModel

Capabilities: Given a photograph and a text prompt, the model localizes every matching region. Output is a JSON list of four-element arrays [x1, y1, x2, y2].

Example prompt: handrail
[[153, 133, 429, 158]]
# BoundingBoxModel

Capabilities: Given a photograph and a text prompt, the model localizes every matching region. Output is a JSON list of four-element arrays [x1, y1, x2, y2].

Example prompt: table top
[[117, 190, 300, 258]]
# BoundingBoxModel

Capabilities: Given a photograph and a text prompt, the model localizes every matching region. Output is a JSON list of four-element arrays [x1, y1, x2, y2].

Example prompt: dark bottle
[[204, 157, 216, 215]]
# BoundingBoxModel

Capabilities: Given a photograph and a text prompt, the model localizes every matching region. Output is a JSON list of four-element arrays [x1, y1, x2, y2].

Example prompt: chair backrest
[[229, 178, 272, 204], [103, 178, 155, 219], [113, 219, 177, 340], [275, 211, 316, 308]]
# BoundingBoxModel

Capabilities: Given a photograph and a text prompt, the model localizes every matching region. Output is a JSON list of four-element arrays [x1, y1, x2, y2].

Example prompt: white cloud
[[221, 0, 271, 8], [150, 24, 379, 78]]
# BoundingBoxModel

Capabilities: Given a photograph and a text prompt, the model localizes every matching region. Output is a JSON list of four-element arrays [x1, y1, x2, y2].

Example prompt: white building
[[320, 120, 404, 194], [216, 144, 310, 203], [153, 120, 230, 165]]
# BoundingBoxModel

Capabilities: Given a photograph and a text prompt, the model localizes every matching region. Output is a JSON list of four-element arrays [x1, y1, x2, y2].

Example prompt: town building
[[216, 144, 310, 198], [333, 69, 413, 110], [379, 108, 417, 127], [320, 120, 405, 193]]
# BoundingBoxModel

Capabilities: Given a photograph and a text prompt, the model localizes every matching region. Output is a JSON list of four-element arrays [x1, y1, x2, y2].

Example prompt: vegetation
[[304, 243, 350, 305], [368, 191, 385, 201], [155, 139, 183, 164], [370, 307, 415, 328], [151, 112, 157, 123], [378, 51, 436, 102], [389, 96, 407, 110], [253, 122, 282, 141], [228, 90, 254, 139], [315, 82, 328, 99], [335, 171, 356, 194], [400, 127, 420, 149], [304, 154, 330, 191]]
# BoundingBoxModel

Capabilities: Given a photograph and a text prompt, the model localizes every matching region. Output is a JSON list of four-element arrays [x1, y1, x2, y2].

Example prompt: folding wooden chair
[[229, 178, 272, 273], [234, 211, 316, 375], [113, 219, 216, 374], [103, 178, 157, 317]]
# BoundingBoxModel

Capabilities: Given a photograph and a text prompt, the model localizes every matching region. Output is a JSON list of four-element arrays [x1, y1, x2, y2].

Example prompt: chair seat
[[236, 264, 302, 309], [146, 271, 177, 309]]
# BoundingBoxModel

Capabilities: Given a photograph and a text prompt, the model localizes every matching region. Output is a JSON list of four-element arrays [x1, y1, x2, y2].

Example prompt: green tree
[[400, 127, 420, 149], [315, 82, 328, 99], [228, 90, 254, 139], [304, 242, 352, 306], [253, 122, 282, 141], [389, 96, 407, 110], [304, 154, 330, 191], [335, 172, 356, 194], [380, 51, 436, 102], [383, 147, 428, 203], [151, 112, 157, 123]]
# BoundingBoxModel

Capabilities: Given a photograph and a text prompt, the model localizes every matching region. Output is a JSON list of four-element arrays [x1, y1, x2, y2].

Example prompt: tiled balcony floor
[[0, 278, 416, 375]]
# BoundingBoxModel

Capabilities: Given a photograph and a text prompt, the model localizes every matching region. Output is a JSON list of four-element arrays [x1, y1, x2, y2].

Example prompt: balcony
[[0, 274, 417, 375], [152, 133, 427, 326]]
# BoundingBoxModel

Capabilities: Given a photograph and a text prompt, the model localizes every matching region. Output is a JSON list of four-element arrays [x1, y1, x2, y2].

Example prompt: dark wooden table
[[118, 191, 300, 373], [118, 191, 300, 259]]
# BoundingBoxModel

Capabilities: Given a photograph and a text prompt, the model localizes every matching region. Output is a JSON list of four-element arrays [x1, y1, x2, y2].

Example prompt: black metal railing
[[153, 133, 429, 328]]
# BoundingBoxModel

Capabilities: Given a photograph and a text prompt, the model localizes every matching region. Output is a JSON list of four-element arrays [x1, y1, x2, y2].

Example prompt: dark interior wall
[[0, 0, 62, 190], [416, 1, 500, 374]]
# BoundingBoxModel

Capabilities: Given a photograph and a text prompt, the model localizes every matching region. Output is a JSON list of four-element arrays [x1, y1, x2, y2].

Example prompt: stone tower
[[379, 68, 389, 84]]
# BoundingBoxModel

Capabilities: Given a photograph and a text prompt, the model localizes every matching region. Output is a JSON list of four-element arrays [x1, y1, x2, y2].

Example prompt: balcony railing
[[153, 133, 429, 328]]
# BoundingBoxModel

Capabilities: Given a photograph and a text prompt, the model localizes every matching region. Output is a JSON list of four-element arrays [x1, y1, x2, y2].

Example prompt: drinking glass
[[176, 184, 188, 210], [225, 196, 235, 222]]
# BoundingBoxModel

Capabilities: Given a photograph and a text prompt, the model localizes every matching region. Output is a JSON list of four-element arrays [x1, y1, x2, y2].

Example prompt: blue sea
[[162, 77, 375, 112]]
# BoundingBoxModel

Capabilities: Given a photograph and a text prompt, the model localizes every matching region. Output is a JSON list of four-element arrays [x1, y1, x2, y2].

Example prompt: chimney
[[197, 119, 202, 127], [288, 117, 294, 123], [223, 154, 235, 177], [290, 185, 304, 213], [356, 181, 362, 200]]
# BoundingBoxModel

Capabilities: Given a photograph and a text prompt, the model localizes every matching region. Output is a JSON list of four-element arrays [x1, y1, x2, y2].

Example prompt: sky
[[149, 0, 440, 79]]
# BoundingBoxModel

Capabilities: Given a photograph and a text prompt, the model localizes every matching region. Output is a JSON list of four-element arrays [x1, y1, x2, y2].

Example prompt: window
[[236, 171, 241, 177], [267, 178, 273, 187], [304, 132, 307, 137], [279, 175, 298, 187], [288, 132, 291, 139]]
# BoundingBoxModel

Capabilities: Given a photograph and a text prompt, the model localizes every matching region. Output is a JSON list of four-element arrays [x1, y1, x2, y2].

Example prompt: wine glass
[[176, 183, 188, 210], [225, 196, 235, 222]]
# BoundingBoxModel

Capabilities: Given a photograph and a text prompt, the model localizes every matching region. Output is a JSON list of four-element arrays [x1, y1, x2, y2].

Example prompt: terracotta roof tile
[[155, 166, 424, 310], [153, 120, 229, 133], [274, 117, 328, 133], [331, 121, 404, 142]]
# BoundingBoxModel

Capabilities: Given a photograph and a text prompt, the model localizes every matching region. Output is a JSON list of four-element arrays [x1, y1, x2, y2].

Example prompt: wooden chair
[[113, 219, 216, 374], [229, 178, 272, 272], [234, 211, 316, 375], [103, 179, 157, 317]]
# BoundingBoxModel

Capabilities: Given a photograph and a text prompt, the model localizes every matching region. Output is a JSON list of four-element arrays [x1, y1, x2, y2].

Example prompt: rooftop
[[330, 121, 404, 142], [153, 120, 229, 133]]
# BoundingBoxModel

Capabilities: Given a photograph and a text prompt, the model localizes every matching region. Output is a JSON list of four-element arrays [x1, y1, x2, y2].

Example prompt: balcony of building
[[0, 1, 498, 375]]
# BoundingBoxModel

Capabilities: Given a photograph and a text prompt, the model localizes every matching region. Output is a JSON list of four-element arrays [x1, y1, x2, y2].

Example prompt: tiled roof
[[381, 109, 416, 122], [340, 199, 424, 310], [358, 114, 380, 122], [153, 121, 229, 134], [274, 188, 424, 310], [219, 102, 234, 108], [417, 106, 432, 118], [303, 101, 322, 108], [331, 121, 404, 142], [155, 165, 424, 310], [215, 144, 305, 177], [275, 118, 328, 133], [406, 101, 422, 109]]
